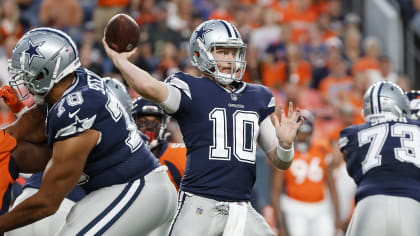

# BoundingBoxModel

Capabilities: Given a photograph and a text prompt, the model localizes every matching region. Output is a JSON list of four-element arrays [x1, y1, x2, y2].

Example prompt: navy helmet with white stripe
[[362, 81, 410, 121], [189, 19, 247, 85], [132, 97, 169, 149], [9, 27, 81, 104]]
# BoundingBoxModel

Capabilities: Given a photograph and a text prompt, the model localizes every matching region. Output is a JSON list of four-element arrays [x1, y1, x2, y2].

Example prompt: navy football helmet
[[406, 90, 420, 120], [132, 97, 169, 149]]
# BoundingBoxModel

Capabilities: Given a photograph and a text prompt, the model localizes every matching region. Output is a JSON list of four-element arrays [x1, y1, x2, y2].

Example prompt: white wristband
[[276, 143, 294, 163]]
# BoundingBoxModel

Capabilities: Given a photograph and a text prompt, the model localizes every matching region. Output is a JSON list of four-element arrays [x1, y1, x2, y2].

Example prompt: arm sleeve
[[160, 73, 193, 116], [159, 84, 181, 114], [258, 117, 278, 153]]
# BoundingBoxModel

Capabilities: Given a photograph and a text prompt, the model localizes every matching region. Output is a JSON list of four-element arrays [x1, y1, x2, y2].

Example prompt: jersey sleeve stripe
[[338, 136, 349, 149]]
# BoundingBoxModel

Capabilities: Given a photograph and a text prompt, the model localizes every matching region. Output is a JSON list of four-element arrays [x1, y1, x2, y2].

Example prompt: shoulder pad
[[165, 74, 192, 100]]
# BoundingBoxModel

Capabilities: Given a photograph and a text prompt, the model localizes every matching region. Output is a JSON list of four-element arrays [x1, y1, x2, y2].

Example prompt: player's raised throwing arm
[[259, 102, 303, 170], [102, 38, 169, 104]]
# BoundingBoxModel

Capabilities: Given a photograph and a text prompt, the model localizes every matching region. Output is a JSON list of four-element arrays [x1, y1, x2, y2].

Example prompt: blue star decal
[[22, 39, 44, 65], [74, 117, 84, 130], [196, 25, 213, 44]]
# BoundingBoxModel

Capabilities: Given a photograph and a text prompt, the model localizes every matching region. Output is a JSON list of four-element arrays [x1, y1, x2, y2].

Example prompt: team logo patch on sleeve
[[55, 115, 96, 138]]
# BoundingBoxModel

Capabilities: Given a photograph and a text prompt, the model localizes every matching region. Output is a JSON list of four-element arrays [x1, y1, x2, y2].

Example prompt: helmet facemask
[[199, 42, 247, 85], [9, 59, 60, 105], [295, 119, 313, 153], [406, 90, 420, 120], [135, 114, 169, 149]]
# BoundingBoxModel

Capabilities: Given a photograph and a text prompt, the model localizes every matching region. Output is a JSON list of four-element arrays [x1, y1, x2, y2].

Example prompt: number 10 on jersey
[[209, 108, 259, 164]]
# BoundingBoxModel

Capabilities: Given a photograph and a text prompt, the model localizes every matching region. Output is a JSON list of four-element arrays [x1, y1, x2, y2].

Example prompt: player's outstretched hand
[[102, 37, 137, 64], [0, 85, 25, 113], [271, 101, 303, 149]]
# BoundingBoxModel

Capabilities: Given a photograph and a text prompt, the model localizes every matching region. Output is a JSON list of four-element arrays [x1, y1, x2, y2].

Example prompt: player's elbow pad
[[276, 143, 294, 163]]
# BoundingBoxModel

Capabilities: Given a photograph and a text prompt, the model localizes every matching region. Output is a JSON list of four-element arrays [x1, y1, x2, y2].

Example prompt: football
[[104, 14, 140, 53]]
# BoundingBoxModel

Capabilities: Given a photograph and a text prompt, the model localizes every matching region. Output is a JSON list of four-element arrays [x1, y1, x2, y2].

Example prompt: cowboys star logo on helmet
[[195, 25, 213, 44], [21, 39, 45, 65]]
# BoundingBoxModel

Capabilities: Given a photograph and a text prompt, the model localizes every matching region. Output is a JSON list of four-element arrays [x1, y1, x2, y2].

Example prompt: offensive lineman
[[339, 81, 420, 236]]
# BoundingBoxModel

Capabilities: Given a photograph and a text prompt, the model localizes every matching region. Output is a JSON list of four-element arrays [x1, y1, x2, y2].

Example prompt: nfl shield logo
[[231, 94, 238, 101], [196, 207, 203, 215]]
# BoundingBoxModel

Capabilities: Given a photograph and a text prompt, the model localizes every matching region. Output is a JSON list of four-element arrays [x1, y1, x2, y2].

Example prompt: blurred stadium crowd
[[0, 0, 416, 137], [0, 0, 419, 235]]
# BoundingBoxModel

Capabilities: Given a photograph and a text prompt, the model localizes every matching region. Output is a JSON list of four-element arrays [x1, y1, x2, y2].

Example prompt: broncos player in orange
[[0, 130, 18, 217], [0, 86, 51, 219], [132, 97, 187, 191], [271, 113, 341, 236]]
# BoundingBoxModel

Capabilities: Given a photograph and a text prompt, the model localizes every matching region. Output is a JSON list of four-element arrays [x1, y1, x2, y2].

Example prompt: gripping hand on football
[[271, 101, 303, 149], [102, 37, 137, 65]]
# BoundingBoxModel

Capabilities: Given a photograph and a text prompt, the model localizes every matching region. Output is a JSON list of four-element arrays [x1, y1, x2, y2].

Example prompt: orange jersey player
[[0, 131, 18, 216], [132, 97, 186, 190], [283, 139, 330, 203], [0, 85, 51, 219], [271, 113, 342, 236], [0, 126, 50, 219], [0, 132, 50, 217], [156, 142, 186, 190]]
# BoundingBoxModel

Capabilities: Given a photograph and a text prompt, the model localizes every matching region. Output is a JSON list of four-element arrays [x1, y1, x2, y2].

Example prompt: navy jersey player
[[339, 81, 420, 236], [0, 28, 177, 235], [0, 85, 85, 236], [5, 77, 133, 236], [104, 19, 303, 236]]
